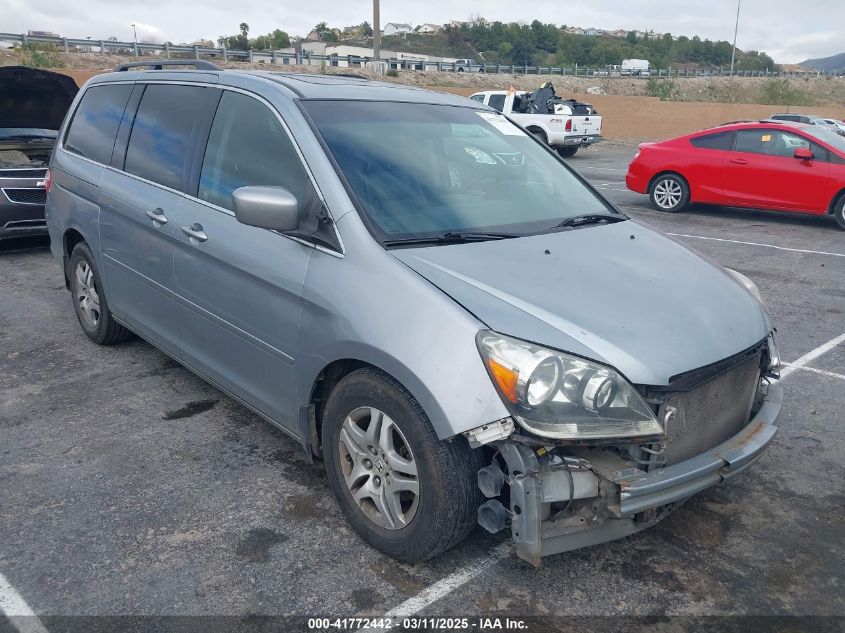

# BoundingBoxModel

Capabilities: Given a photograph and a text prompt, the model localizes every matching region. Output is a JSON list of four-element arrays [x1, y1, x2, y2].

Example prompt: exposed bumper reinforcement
[[493, 383, 782, 566]]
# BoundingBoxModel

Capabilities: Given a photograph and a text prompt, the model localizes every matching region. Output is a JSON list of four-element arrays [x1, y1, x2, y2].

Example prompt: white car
[[821, 118, 845, 136]]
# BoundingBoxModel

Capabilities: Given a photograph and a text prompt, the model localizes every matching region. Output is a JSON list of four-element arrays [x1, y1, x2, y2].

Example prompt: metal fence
[[2, 32, 842, 79]]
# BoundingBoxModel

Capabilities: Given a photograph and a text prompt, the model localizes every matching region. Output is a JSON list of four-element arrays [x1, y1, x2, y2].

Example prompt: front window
[[303, 101, 617, 244]]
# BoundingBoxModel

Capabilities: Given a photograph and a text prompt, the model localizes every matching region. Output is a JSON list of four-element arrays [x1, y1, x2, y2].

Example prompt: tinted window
[[690, 131, 733, 150], [125, 84, 209, 191], [198, 91, 320, 217], [487, 94, 506, 112], [64, 84, 133, 165], [469, 94, 485, 103], [734, 129, 829, 160]]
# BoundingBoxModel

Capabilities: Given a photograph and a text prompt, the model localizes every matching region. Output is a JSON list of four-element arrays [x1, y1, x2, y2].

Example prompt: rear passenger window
[[124, 84, 209, 191], [469, 95, 485, 103], [198, 91, 321, 217], [64, 84, 133, 165], [487, 94, 506, 112], [690, 131, 733, 150]]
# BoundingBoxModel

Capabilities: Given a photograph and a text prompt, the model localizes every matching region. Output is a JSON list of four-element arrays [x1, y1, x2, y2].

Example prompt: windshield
[[804, 125, 845, 154], [303, 100, 617, 243]]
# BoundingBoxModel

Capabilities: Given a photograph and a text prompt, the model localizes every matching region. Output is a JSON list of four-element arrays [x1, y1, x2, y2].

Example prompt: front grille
[[2, 188, 47, 205], [0, 168, 48, 179], [661, 351, 762, 465]]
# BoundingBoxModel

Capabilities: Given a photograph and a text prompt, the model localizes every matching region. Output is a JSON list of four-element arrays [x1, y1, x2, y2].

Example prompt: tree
[[626, 31, 638, 44], [361, 21, 373, 37], [240, 23, 249, 37], [270, 29, 290, 49]]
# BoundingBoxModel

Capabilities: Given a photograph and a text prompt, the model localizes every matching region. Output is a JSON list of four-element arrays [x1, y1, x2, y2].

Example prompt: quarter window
[[64, 84, 133, 165], [690, 131, 733, 150], [469, 94, 485, 103], [198, 91, 320, 216], [125, 84, 210, 191]]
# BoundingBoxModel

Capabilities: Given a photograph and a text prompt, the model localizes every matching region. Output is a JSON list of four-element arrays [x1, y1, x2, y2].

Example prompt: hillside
[[800, 52, 845, 73]]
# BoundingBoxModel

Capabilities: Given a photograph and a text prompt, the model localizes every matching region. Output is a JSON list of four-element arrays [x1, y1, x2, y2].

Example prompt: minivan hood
[[0, 66, 79, 131], [391, 221, 770, 386]]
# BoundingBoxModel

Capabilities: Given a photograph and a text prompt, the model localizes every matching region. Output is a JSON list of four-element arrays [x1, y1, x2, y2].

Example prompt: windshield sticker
[[476, 112, 526, 136]]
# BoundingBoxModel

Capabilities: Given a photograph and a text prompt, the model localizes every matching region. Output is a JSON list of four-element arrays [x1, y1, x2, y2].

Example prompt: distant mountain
[[799, 52, 845, 73]]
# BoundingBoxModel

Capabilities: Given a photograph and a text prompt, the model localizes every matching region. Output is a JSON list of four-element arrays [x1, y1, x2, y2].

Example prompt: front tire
[[649, 173, 690, 213], [323, 368, 483, 562], [68, 242, 133, 345], [833, 194, 845, 230], [556, 146, 579, 158]]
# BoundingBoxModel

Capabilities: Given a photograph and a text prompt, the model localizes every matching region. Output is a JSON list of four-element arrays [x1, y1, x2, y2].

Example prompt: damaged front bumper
[[478, 383, 782, 566]]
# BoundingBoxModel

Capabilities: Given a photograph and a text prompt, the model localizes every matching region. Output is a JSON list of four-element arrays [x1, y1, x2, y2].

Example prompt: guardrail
[[2, 32, 842, 79]]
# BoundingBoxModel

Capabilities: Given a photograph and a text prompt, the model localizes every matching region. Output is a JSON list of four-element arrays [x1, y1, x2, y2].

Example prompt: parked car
[[47, 65, 782, 566], [820, 118, 845, 136], [626, 120, 845, 229], [769, 113, 818, 125], [469, 86, 602, 157], [454, 58, 483, 72], [0, 66, 78, 240]]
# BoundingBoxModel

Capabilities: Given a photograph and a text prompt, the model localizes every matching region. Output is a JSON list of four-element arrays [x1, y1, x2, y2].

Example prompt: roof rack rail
[[114, 60, 220, 72]]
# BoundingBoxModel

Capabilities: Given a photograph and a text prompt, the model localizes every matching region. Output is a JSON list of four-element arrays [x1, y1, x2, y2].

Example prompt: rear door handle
[[729, 158, 748, 165], [146, 207, 168, 224], [180, 223, 208, 242]]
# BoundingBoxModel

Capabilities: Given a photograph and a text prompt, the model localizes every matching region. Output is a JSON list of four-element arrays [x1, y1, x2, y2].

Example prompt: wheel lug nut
[[368, 446, 378, 455], [363, 459, 372, 469], [373, 476, 381, 487]]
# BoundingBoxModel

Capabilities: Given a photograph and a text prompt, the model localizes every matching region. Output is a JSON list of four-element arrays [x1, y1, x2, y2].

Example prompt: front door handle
[[729, 158, 748, 165], [146, 207, 168, 224], [180, 223, 208, 242]]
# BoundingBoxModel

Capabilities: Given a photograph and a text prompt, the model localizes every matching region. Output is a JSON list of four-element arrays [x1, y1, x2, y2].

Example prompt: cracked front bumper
[[492, 384, 782, 566]]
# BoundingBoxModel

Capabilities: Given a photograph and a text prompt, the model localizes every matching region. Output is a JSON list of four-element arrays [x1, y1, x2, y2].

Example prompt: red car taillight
[[44, 168, 52, 193], [565, 119, 573, 132]]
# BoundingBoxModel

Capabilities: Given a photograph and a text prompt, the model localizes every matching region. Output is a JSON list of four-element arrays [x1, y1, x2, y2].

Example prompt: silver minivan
[[46, 64, 782, 566]]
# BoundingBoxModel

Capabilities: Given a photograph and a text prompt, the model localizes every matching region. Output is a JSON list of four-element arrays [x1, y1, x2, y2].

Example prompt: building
[[608, 29, 628, 38], [583, 27, 603, 36], [382, 23, 412, 36], [417, 23, 442, 34], [564, 26, 584, 35]]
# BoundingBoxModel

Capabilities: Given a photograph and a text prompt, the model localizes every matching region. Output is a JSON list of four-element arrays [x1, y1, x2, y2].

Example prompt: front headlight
[[477, 331, 662, 441]]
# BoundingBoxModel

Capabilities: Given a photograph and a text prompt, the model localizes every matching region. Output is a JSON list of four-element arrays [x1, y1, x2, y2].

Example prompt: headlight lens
[[477, 331, 662, 440]]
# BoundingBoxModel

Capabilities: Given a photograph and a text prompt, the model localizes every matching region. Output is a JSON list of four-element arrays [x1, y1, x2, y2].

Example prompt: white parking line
[[667, 233, 845, 258], [359, 543, 511, 630], [780, 332, 845, 379], [0, 572, 48, 633], [793, 365, 845, 381]]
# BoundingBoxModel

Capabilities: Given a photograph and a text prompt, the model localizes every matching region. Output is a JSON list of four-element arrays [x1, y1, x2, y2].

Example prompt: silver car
[[46, 65, 782, 566]]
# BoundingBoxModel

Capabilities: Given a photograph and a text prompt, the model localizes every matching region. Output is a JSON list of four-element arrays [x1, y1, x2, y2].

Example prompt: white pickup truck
[[469, 90, 603, 157]]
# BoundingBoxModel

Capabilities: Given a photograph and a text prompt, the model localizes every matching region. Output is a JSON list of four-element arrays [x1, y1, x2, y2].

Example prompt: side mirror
[[233, 186, 299, 232], [793, 147, 813, 161]]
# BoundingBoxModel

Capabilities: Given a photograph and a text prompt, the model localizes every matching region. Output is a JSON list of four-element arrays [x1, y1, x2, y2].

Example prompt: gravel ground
[[1, 143, 843, 631]]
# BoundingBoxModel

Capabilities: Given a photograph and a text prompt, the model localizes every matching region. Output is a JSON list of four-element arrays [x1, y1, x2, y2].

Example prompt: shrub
[[386, 69, 399, 78], [758, 79, 814, 106], [646, 77, 677, 101], [19, 43, 64, 69]]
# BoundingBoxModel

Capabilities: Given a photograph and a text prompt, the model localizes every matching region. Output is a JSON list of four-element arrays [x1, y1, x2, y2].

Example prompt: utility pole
[[372, 0, 380, 60], [729, 0, 741, 75], [131, 23, 138, 45]]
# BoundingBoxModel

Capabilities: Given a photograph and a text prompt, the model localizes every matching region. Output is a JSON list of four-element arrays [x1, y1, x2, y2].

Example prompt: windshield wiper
[[383, 231, 517, 247], [551, 214, 627, 229]]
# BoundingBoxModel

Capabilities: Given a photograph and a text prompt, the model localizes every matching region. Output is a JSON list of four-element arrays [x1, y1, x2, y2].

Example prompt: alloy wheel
[[653, 178, 683, 209], [338, 406, 420, 530], [74, 260, 101, 328]]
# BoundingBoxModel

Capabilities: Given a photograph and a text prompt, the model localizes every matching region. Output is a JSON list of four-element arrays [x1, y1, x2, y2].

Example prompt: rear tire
[[323, 368, 483, 562], [556, 146, 579, 158], [68, 242, 133, 345], [833, 194, 845, 230], [649, 173, 690, 213]]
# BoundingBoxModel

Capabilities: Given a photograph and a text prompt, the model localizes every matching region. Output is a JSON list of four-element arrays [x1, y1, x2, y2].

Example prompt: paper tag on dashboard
[[476, 112, 526, 136]]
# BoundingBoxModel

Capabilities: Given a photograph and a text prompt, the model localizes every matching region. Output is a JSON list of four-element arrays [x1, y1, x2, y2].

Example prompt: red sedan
[[625, 120, 845, 229]]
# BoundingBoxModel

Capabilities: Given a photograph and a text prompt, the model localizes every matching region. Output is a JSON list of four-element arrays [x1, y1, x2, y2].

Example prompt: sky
[[3, 0, 844, 64]]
